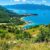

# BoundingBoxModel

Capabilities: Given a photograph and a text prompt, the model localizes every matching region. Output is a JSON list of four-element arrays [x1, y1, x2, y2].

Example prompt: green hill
[[0, 6, 25, 25]]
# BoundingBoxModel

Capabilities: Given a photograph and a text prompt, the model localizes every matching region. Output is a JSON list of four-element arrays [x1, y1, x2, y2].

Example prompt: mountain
[[5, 4, 50, 10], [0, 6, 25, 24], [0, 6, 16, 23]]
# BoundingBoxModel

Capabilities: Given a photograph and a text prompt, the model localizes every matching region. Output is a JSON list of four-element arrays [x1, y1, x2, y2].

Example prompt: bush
[[16, 29, 32, 40], [34, 25, 50, 42], [0, 29, 7, 39]]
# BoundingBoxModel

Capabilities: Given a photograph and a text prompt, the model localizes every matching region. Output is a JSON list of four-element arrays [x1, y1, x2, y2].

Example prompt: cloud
[[42, 0, 47, 3], [0, 0, 50, 6], [14, 0, 20, 2], [22, 0, 26, 2], [13, 0, 47, 4]]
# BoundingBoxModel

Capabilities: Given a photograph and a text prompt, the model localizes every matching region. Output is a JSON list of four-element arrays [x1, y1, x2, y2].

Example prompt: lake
[[8, 8, 50, 29]]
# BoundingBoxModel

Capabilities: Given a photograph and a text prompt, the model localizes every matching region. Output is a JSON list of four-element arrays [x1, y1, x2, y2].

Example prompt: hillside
[[0, 6, 25, 24], [0, 5, 50, 50]]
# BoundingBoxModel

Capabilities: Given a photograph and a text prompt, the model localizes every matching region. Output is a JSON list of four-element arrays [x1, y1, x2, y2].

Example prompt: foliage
[[0, 24, 50, 50], [0, 5, 50, 49], [34, 25, 50, 42], [0, 24, 32, 40], [0, 6, 25, 25]]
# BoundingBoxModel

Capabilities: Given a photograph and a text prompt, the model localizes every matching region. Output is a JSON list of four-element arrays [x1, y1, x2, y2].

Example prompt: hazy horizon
[[0, 0, 50, 6]]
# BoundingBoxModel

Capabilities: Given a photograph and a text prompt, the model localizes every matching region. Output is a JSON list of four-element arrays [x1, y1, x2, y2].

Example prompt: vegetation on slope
[[0, 5, 50, 50], [0, 24, 50, 50], [0, 6, 25, 25]]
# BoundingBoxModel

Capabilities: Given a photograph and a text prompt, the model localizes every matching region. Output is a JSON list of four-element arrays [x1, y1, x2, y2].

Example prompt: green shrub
[[16, 29, 32, 40], [34, 25, 50, 42], [0, 29, 7, 39]]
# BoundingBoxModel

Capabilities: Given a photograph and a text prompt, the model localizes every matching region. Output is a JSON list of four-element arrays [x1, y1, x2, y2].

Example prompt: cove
[[6, 8, 50, 29]]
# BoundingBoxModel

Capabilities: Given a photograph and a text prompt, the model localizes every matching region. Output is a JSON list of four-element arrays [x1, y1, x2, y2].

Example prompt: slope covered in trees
[[0, 6, 25, 25]]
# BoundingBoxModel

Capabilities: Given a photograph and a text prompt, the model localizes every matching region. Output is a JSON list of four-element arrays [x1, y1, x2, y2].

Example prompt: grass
[[8, 42, 50, 50], [24, 27, 40, 37], [0, 39, 50, 50], [0, 5, 50, 50], [0, 23, 50, 50]]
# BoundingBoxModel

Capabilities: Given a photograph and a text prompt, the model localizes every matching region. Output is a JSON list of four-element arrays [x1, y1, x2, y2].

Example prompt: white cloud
[[22, 0, 26, 2], [42, 0, 47, 3], [13, 0, 47, 4], [1, 0, 49, 6], [14, 0, 20, 2]]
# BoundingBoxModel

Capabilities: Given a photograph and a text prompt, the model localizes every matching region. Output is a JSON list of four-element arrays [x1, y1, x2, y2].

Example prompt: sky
[[0, 0, 50, 6]]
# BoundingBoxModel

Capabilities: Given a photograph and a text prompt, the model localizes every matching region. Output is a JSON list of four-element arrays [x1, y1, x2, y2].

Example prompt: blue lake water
[[8, 9, 50, 28]]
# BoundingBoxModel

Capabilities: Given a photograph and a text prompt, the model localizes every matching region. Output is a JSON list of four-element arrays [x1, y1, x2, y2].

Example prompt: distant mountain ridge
[[5, 4, 50, 10]]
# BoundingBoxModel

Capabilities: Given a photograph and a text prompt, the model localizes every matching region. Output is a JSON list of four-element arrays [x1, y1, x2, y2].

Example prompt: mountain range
[[5, 4, 50, 10]]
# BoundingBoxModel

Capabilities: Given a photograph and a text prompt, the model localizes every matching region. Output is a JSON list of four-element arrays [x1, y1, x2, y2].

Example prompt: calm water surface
[[8, 9, 50, 28]]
